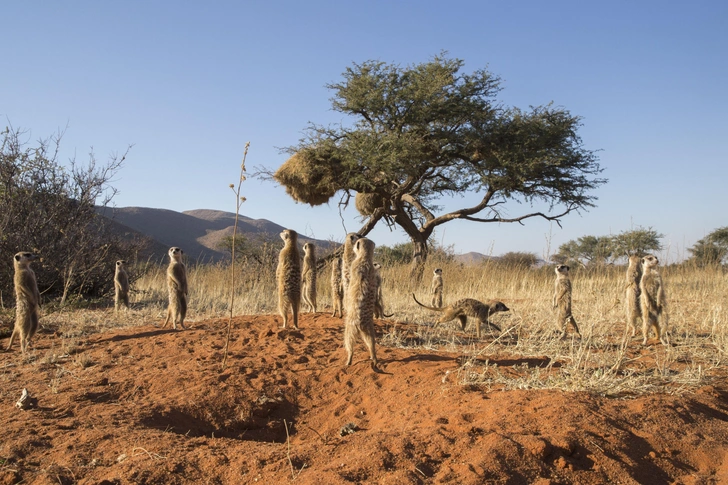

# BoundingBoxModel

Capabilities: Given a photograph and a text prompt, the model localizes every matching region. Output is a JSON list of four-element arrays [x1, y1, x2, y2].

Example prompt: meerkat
[[412, 294, 509, 338], [430, 268, 443, 308], [372, 262, 393, 319], [6, 252, 41, 353], [331, 256, 344, 318], [341, 232, 360, 307], [344, 237, 381, 372], [114, 260, 130, 312], [625, 254, 642, 337], [640, 255, 668, 345], [552, 264, 581, 338], [162, 247, 188, 330], [276, 229, 301, 329], [301, 242, 317, 313]]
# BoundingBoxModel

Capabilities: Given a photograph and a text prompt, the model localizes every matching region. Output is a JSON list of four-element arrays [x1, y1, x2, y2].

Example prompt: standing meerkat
[[341, 232, 360, 307], [162, 247, 188, 330], [6, 252, 41, 353], [276, 229, 301, 329], [430, 268, 443, 308], [552, 264, 581, 338], [331, 256, 344, 318], [413, 294, 509, 338], [639, 255, 668, 345], [301, 242, 317, 313], [344, 237, 381, 372], [625, 255, 642, 337], [114, 260, 130, 312], [372, 262, 393, 319]]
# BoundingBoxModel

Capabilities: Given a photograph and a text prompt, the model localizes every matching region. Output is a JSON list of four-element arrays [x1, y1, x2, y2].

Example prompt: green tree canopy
[[688, 226, 728, 266], [271, 54, 605, 279], [554, 228, 663, 266]]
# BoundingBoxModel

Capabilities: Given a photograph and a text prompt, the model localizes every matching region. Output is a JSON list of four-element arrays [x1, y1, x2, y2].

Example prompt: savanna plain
[[2, 257, 728, 484]]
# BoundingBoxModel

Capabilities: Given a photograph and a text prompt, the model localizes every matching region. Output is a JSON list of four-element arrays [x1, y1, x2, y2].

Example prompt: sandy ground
[[2, 312, 728, 484]]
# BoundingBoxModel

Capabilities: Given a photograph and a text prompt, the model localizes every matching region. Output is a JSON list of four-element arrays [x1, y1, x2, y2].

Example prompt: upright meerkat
[[276, 229, 301, 329], [372, 262, 393, 319], [331, 256, 344, 318], [625, 254, 642, 337], [341, 232, 360, 307], [301, 242, 317, 313], [640, 255, 668, 345], [6, 252, 41, 353], [114, 260, 130, 312], [413, 294, 509, 338], [162, 247, 188, 330], [430, 268, 444, 308], [552, 264, 581, 338], [344, 237, 381, 372]]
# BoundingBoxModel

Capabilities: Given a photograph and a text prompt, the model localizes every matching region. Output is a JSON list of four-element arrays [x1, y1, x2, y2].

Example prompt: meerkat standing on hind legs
[[372, 262, 393, 319], [162, 247, 188, 330], [639, 255, 668, 345], [552, 264, 581, 339], [412, 295, 509, 338], [341, 232, 360, 310], [431, 268, 443, 308], [277, 229, 301, 329], [331, 257, 344, 318], [114, 260, 130, 312], [344, 237, 382, 373], [625, 255, 642, 338], [6, 252, 41, 353], [301, 242, 317, 313]]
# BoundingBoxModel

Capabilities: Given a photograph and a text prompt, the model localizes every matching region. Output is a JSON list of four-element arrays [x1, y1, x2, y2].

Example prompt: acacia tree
[[688, 227, 728, 266], [272, 54, 605, 279], [554, 228, 663, 266]]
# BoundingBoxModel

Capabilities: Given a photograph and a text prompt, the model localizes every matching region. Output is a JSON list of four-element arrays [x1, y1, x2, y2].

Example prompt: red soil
[[2, 313, 728, 484]]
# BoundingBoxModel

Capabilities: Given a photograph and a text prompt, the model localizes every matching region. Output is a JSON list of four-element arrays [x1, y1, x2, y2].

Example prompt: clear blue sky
[[3, 1, 726, 262]]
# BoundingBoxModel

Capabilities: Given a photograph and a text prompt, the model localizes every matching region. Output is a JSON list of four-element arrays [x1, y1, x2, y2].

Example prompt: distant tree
[[554, 235, 613, 266], [269, 54, 605, 281], [498, 251, 539, 268], [611, 227, 663, 257], [688, 226, 728, 266], [0, 125, 132, 303]]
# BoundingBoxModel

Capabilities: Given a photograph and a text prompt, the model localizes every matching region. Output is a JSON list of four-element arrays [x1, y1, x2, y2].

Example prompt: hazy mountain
[[98, 207, 332, 263]]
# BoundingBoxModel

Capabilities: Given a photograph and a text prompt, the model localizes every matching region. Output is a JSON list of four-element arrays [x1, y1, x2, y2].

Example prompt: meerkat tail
[[412, 293, 444, 312]]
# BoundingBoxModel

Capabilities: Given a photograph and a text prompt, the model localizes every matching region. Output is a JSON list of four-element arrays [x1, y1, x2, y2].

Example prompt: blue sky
[[2, 1, 726, 261]]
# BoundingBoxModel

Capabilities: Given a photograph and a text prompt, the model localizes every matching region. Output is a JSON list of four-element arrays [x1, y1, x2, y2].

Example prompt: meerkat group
[[6, 252, 41, 353]]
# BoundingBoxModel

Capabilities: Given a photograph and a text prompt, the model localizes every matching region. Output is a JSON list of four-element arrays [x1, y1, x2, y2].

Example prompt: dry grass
[[12, 257, 728, 397]]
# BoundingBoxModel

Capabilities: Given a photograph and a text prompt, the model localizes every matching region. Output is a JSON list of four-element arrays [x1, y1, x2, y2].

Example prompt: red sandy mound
[[2, 313, 728, 484]]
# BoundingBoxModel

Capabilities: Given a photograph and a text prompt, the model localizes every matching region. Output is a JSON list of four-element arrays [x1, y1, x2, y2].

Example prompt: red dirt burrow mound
[[2, 313, 728, 484]]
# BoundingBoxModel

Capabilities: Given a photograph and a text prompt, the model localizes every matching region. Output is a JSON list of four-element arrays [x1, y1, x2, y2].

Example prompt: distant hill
[[98, 207, 332, 263], [453, 252, 495, 265]]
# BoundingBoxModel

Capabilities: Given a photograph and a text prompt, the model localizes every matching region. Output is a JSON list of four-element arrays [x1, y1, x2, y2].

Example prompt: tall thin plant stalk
[[222, 141, 250, 370]]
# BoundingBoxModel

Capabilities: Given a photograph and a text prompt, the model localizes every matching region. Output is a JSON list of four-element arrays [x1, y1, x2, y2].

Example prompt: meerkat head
[[373, 262, 382, 271], [14, 252, 38, 268], [353, 237, 375, 259], [168, 247, 183, 262], [116, 260, 127, 268], [280, 229, 298, 244], [345, 233, 360, 246], [555, 264, 570, 276], [434, 268, 442, 275], [303, 242, 314, 254], [642, 255, 659, 269], [488, 300, 510, 314]]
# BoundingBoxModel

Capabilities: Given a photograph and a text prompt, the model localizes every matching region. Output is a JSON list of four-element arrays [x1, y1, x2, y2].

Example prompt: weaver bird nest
[[274, 151, 341, 206]]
